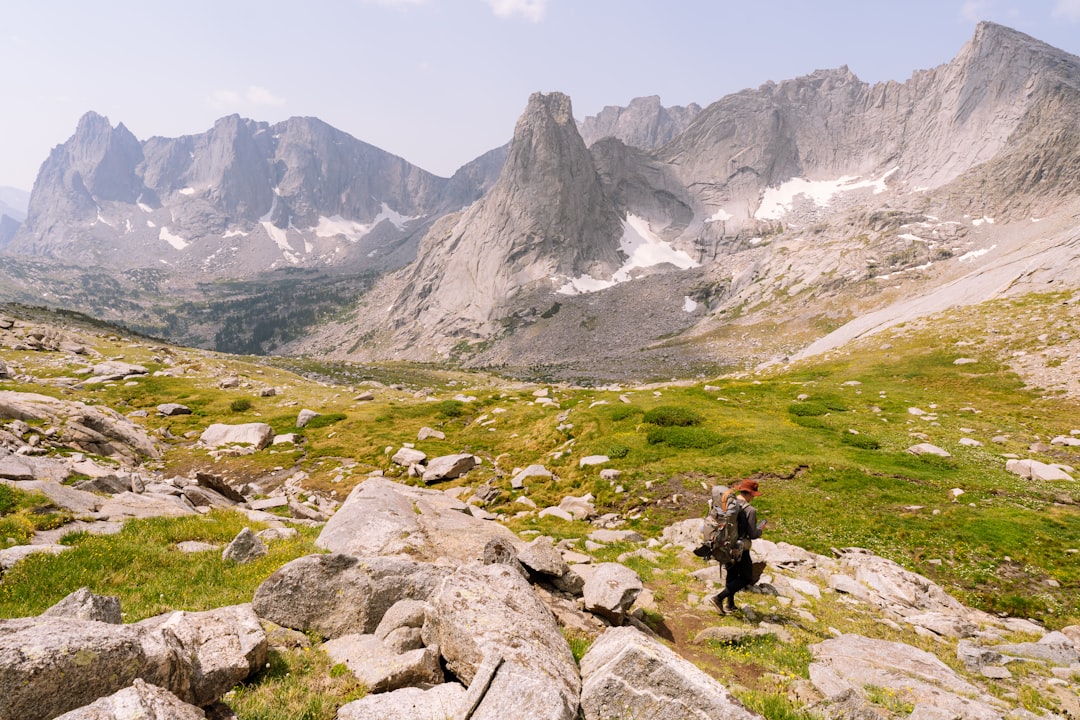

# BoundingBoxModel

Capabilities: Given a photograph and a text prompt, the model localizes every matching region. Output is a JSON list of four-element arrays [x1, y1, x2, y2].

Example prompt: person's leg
[[724, 553, 753, 609]]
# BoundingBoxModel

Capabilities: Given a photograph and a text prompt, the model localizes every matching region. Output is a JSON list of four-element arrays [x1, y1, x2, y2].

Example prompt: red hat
[[736, 479, 761, 496]]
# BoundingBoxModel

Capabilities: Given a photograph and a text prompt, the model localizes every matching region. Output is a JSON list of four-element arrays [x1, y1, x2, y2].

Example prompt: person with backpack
[[708, 478, 766, 614]]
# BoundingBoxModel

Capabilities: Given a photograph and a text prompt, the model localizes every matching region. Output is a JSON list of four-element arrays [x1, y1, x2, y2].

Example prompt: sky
[[2, 0, 1080, 192]]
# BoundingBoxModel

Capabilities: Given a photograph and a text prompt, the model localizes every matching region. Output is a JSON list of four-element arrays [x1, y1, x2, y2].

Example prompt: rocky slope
[[577, 94, 702, 149]]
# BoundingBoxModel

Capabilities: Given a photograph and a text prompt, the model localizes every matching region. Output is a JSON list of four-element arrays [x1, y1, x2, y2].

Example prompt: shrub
[[791, 415, 829, 429], [841, 433, 881, 450], [787, 402, 828, 417], [437, 400, 465, 418], [642, 406, 703, 427], [230, 398, 252, 413], [646, 426, 723, 448], [594, 442, 630, 459], [608, 405, 643, 422]]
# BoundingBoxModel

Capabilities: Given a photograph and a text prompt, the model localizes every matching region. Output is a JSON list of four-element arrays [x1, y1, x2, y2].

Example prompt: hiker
[[709, 478, 766, 614]]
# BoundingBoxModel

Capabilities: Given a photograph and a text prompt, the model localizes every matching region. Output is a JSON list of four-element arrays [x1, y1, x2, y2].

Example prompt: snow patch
[[137, 202, 153, 213], [178, 187, 195, 196], [261, 221, 300, 264], [683, 297, 698, 312], [159, 227, 188, 250], [315, 203, 416, 242], [971, 216, 995, 226], [706, 208, 733, 223], [95, 211, 114, 228], [223, 229, 248, 238], [124, 219, 133, 234], [147, 220, 156, 228], [558, 214, 699, 295], [898, 233, 925, 242], [755, 168, 896, 220], [958, 246, 995, 262]]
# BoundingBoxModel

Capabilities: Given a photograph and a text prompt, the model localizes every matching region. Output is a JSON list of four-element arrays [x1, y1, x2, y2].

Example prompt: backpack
[[698, 485, 747, 565]]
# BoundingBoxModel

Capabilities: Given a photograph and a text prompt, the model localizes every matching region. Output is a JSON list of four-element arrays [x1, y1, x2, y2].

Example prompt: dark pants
[[718, 551, 753, 604]]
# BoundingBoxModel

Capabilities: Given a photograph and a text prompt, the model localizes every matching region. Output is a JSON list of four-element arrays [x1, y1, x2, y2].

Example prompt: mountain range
[[2, 21, 1080, 381]]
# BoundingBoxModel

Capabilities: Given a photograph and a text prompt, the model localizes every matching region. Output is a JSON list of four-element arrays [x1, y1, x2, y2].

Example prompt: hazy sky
[[2, 0, 1079, 191]]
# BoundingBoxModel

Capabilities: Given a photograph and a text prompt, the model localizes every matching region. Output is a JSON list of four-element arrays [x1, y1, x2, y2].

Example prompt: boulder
[[0, 544, 72, 572], [424, 563, 580, 720], [517, 535, 583, 594], [92, 361, 148, 377], [834, 548, 966, 614], [660, 518, 702, 551], [421, 453, 478, 483], [198, 423, 274, 450], [580, 626, 762, 720], [0, 391, 158, 460], [316, 477, 521, 562], [906, 443, 951, 457], [992, 631, 1080, 666], [0, 605, 264, 720], [588, 529, 643, 544], [95, 491, 195, 520], [252, 553, 450, 639], [194, 472, 246, 503], [74, 474, 132, 494], [1005, 458, 1075, 482], [156, 403, 191, 416], [134, 604, 268, 707], [323, 634, 442, 693], [222, 527, 267, 564], [2, 479, 102, 514], [296, 409, 320, 428], [52, 679, 207, 720], [374, 600, 428, 643], [417, 426, 445, 441], [41, 587, 122, 624], [392, 447, 427, 466], [809, 634, 1004, 720], [558, 494, 596, 520], [510, 464, 551, 489], [336, 683, 466, 720], [182, 484, 235, 509], [583, 563, 643, 624], [578, 455, 609, 468]]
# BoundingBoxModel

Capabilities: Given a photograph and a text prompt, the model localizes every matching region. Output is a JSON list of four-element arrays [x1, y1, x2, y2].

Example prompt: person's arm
[[743, 504, 764, 539]]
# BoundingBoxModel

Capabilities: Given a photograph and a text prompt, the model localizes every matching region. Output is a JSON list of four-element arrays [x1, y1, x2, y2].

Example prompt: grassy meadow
[[1, 291, 1078, 718]]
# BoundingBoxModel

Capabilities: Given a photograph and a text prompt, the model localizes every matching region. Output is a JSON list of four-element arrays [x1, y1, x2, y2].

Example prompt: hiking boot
[[724, 601, 738, 614], [709, 594, 728, 614]]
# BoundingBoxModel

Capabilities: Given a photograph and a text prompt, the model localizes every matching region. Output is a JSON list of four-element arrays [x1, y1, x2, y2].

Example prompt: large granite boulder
[[316, 477, 521, 562], [809, 634, 1005, 720], [833, 548, 967, 615], [423, 563, 580, 720], [0, 604, 264, 720], [252, 553, 450, 639], [323, 634, 443, 693], [421, 453, 478, 483], [53, 679, 207, 720], [336, 682, 466, 720], [198, 422, 274, 450], [580, 625, 762, 720], [583, 563, 642, 624], [41, 587, 122, 624]]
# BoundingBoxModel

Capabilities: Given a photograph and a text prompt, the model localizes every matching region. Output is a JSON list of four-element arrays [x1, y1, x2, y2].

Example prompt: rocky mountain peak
[[578, 95, 702, 150]]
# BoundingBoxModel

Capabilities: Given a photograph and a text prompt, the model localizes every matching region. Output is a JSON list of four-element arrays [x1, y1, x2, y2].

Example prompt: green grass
[[227, 646, 366, 720], [0, 510, 321, 620]]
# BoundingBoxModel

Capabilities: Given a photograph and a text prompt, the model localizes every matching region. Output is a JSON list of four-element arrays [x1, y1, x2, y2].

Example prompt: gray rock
[[374, 599, 428, 641], [156, 403, 191, 416], [417, 426, 445, 441], [252, 553, 450, 639], [249, 496, 288, 511], [392, 447, 427, 466], [382, 626, 425, 654], [809, 634, 1004, 720], [957, 640, 1004, 672], [336, 682, 466, 720], [1005, 458, 1075, 481], [588, 529, 643, 544], [53, 678, 207, 720], [904, 611, 976, 638], [993, 631, 1080, 666], [482, 537, 528, 576], [906, 443, 951, 457], [3, 478, 102, 513], [182, 484, 236, 509], [176, 541, 219, 553], [583, 563, 643, 624], [95, 491, 196, 520], [92, 361, 148, 377], [296, 409, 320, 428], [323, 634, 442, 693], [41, 587, 122, 624], [510, 464, 551, 489], [0, 604, 264, 720], [580, 625, 762, 720], [558, 494, 596, 520], [834, 548, 967, 614], [287, 498, 328, 522], [0, 543, 72, 572], [222, 527, 267, 564], [578, 455, 610, 468], [516, 535, 583, 593], [194, 471, 246, 503], [316, 477, 521, 563], [660, 518, 703, 551], [421, 453, 478, 484], [424, 563, 580, 720], [73, 474, 132, 494], [198, 423, 274, 450]]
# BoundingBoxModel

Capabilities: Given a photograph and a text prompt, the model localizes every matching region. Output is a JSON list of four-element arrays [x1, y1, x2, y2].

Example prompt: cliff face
[[578, 95, 702, 150]]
